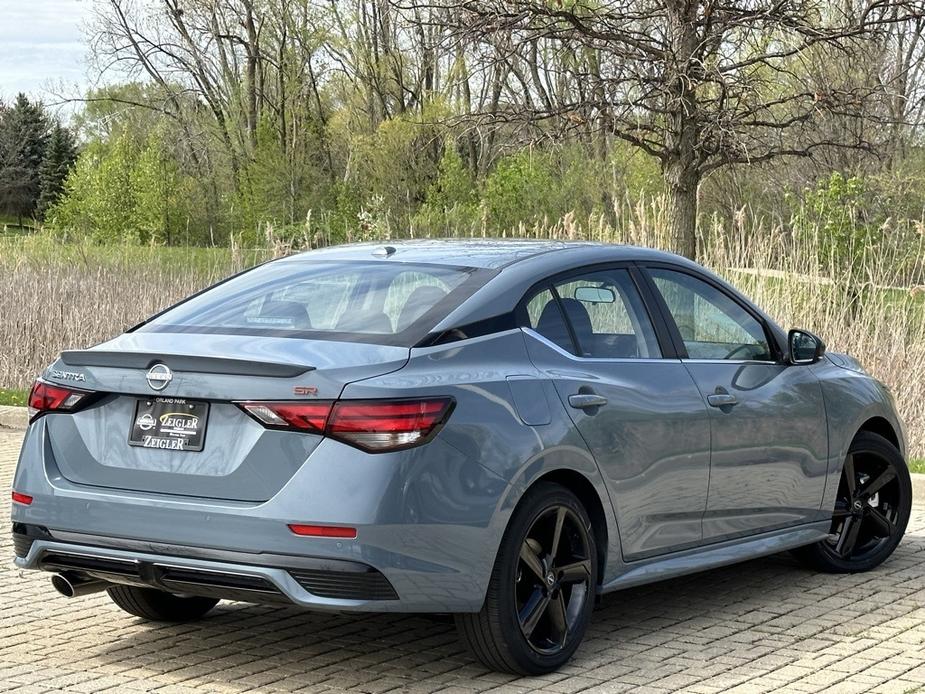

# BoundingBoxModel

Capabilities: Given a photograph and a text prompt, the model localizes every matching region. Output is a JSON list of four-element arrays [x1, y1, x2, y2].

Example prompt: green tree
[[37, 124, 78, 218], [414, 142, 479, 234], [795, 173, 878, 272], [236, 117, 334, 243], [0, 94, 49, 226], [132, 129, 187, 244], [483, 150, 556, 231], [47, 132, 139, 242]]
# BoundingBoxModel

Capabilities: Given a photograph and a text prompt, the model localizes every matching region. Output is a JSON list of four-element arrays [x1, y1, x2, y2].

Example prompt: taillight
[[327, 399, 453, 451], [27, 380, 97, 421], [237, 397, 454, 452], [239, 401, 331, 433]]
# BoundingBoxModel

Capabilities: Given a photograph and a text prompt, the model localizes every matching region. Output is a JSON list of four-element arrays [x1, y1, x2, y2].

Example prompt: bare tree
[[397, 0, 925, 257], [878, 9, 925, 160]]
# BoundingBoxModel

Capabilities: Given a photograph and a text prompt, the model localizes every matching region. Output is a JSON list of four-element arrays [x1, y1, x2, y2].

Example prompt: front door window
[[649, 269, 773, 361]]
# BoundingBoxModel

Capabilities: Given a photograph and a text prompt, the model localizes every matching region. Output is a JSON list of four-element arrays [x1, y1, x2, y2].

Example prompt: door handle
[[568, 393, 608, 409], [707, 393, 738, 408]]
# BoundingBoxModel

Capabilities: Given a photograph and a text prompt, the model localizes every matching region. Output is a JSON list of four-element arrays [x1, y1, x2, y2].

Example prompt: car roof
[[282, 239, 686, 270], [249, 238, 786, 350], [306, 239, 785, 348]]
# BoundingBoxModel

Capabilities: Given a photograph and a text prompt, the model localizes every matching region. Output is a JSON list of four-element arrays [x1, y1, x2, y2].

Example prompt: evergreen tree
[[37, 123, 78, 218], [0, 94, 49, 226]]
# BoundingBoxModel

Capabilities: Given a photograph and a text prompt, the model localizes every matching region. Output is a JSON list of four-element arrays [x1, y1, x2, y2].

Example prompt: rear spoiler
[[59, 350, 314, 378]]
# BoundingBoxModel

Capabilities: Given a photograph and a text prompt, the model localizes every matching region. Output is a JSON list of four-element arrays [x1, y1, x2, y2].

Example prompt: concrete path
[[2, 429, 924, 693]]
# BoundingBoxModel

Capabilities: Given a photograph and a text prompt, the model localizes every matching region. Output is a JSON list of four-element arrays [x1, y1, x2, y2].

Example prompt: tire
[[107, 585, 219, 622], [455, 482, 598, 675], [793, 431, 912, 573]]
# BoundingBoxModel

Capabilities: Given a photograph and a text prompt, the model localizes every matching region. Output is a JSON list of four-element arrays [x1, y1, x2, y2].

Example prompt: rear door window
[[525, 289, 574, 352], [525, 269, 662, 358]]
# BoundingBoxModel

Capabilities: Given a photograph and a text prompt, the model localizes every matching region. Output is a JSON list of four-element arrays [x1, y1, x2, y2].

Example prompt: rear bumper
[[11, 420, 511, 613], [14, 524, 399, 609]]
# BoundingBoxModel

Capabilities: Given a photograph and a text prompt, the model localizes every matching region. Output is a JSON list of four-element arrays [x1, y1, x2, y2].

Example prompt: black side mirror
[[788, 329, 825, 365]]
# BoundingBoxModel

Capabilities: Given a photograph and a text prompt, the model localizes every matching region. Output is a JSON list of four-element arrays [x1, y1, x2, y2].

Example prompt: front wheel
[[793, 431, 911, 573], [455, 482, 598, 674]]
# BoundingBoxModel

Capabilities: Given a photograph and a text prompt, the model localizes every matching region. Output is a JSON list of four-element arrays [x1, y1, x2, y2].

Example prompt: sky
[[0, 0, 97, 109]]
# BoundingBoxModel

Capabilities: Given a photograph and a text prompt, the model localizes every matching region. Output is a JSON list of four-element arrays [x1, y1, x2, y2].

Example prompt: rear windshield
[[138, 260, 485, 345]]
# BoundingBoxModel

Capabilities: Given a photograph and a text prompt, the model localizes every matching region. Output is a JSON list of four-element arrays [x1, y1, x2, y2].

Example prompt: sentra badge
[[50, 369, 85, 383]]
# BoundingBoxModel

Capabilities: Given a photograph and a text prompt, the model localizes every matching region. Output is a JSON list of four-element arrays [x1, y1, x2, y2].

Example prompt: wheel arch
[[520, 469, 610, 587], [487, 426, 623, 591], [855, 416, 900, 452], [816, 366, 907, 516]]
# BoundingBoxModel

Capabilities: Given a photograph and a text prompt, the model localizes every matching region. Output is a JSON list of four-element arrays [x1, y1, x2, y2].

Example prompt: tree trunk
[[662, 2, 701, 261], [243, 1, 259, 151], [664, 161, 699, 260]]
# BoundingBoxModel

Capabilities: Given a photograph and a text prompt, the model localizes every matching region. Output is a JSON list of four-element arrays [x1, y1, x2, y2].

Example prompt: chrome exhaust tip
[[51, 572, 109, 598]]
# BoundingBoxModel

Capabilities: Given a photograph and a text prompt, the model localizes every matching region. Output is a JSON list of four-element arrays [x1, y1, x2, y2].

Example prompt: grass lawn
[[910, 459, 925, 475], [0, 215, 37, 235], [0, 388, 27, 406]]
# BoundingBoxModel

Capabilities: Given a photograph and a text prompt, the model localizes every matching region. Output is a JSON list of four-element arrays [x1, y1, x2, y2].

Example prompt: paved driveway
[[1, 429, 923, 693]]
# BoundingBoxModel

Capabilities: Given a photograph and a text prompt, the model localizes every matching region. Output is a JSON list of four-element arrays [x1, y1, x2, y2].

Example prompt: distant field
[[0, 217, 38, 235], [1, 231, 922, 458]]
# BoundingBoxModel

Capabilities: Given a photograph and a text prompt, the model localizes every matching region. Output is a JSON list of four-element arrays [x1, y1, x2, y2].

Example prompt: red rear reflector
[[288, 524, 357, 539], [11, 491, 33, 505], [28, 379, 96, 421]]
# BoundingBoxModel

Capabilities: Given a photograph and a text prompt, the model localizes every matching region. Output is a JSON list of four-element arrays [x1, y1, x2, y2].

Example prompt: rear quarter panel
[[341, 329, 623, 592]]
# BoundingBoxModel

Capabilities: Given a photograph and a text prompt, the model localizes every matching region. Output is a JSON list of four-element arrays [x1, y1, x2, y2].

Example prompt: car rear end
[[11, 254, 510, 613]]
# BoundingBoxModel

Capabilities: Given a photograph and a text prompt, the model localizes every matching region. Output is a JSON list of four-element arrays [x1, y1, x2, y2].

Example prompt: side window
[[553, 270, 660, 358], [525, 288, 574, 352], [649, 269, 773, 361], [524, 270, 661, 358]]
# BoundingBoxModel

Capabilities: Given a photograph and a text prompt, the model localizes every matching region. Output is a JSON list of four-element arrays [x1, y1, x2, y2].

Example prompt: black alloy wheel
[[516, 505, 593, 655], [827, 449, 902, 560], [455, 482, 598, 674], [793, 431, 911, 573]]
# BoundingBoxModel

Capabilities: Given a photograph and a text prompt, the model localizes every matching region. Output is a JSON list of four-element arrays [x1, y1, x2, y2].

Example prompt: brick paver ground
[[1, 429, 923, 693]]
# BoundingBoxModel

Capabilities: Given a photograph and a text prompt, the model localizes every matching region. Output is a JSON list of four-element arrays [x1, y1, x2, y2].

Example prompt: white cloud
[[0, 0, 96, 104]]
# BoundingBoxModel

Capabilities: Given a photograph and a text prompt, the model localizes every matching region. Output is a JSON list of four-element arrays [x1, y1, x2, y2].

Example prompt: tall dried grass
[[1, 205, 922, 456], [506, 201, 925, 458], [0, 238, 272, 392]]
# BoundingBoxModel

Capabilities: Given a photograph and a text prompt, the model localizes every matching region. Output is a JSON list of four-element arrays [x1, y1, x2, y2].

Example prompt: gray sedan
[[11, 240, 912, 674]]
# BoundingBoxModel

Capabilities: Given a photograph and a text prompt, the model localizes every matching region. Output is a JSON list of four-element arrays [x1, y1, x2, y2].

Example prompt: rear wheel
[[455, 482, 598, 674], [793, 431, 911, 573], [107, 585, 218, 622]]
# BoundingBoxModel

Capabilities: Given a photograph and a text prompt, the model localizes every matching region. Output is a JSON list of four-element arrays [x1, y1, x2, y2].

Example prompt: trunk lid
[[41, 332, 409, 501]]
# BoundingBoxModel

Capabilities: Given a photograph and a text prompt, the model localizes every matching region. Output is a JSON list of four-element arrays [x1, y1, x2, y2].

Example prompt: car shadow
[[80, 535, 925, 690]]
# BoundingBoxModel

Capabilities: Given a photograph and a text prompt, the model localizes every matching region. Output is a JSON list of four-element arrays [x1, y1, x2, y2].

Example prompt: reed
[[2, 205, 922, 456]]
